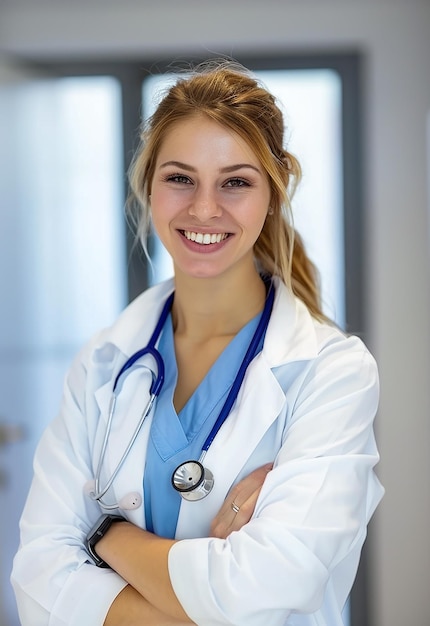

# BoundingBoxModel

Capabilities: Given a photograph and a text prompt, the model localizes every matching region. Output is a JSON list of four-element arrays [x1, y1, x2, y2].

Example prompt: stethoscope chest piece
[[172, 460, 214, 501]]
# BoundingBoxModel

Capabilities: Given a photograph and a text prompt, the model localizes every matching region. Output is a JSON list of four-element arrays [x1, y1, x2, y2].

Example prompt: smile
[[182, 231, 230, 245]]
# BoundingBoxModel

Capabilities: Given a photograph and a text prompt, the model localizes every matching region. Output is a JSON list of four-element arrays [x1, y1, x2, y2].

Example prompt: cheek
[[237, 204, 270, 237], [254, 214, 269, 241], [150, 190, 180, 227], [150, 209, 170, 241]]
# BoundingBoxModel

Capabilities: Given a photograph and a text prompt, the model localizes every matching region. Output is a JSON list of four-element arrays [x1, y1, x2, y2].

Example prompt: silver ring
[[231, 501, 240, 514]]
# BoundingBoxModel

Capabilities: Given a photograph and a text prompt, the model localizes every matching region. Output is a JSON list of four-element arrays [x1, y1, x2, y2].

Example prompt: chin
[[176, 262, 230, 281]]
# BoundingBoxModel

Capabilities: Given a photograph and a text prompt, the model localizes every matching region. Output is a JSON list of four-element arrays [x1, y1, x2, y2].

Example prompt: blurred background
[[0, 1, 429, 625]]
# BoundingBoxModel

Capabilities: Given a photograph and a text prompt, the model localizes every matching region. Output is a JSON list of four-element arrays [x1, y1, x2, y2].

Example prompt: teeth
[[183, 231, 228, 245]]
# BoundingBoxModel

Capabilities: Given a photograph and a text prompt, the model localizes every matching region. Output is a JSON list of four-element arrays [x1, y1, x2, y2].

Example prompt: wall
[[1, 1, 429, 624]]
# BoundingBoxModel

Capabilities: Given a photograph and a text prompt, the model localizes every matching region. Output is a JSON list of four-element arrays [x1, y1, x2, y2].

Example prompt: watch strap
[[86, 513, 126, 568]]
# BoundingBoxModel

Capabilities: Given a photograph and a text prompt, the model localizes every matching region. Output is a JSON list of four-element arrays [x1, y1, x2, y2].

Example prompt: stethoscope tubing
[[199, 279, 275, 454], [90, 293, 174, 508], [93, 392, 157, 507], [171, 279, 275, 499], [112, 292, 174, 394], [89, 279, 274, 506]]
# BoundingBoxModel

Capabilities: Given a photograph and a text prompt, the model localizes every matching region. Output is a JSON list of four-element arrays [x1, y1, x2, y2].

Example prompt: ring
[[231, 501, 240, 514]]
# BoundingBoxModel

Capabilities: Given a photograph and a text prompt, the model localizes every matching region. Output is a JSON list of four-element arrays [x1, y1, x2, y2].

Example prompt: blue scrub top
[[144, 312, 263, 538]]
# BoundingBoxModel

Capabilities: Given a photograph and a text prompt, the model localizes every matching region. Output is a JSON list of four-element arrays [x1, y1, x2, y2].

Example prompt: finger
[[210, 463, 273, 538], [228, 463, 273, 511], [228, 487, 261, 531], [227, 463, 273, 507], [215, 463, 272, 524], [211, 486, 261, 538]]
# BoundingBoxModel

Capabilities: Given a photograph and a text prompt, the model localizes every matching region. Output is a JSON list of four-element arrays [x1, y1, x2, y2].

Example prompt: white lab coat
[[11, 277, 384, 626]]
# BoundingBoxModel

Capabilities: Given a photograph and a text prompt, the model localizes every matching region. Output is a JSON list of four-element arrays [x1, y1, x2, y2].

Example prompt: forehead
[[156, 114, 261, 164]]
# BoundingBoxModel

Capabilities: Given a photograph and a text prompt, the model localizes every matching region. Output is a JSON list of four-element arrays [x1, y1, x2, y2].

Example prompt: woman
[[11, 60, 383, 626]]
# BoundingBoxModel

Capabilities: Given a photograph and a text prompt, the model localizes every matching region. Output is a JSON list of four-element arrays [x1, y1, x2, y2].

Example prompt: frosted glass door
[[0, 76, 126, 626]]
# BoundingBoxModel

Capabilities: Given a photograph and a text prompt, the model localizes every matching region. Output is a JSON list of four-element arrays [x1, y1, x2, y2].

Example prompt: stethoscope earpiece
[[83, 480, 96, 498], [118, 492, 142, 510]]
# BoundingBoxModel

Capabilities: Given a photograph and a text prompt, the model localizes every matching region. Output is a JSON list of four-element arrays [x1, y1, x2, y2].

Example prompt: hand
[[210, 463, 273, 539]]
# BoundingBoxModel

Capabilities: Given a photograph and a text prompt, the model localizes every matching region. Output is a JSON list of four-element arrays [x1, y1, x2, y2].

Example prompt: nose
[[188, 186, 222, 222]]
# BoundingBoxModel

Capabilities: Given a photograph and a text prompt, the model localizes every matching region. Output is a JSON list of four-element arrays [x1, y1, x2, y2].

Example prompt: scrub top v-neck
[[143, 312, 263, 539]]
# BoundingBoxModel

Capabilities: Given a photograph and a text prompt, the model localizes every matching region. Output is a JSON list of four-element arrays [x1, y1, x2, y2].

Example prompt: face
[[149, 115, 271, 282]]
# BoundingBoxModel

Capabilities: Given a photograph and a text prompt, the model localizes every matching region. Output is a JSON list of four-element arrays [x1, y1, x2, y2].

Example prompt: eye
[[224, 177, 251, 188], [164, 173, 193, 185]]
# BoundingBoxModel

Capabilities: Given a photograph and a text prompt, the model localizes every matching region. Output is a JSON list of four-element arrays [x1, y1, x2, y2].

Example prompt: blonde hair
[[128, 59, 326, 320]]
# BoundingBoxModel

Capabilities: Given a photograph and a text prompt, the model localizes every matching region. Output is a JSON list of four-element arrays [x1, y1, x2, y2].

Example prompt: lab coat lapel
[[91, 281, 175, 430], [175, 355, 286, 539], [174, 279, 319, 539]]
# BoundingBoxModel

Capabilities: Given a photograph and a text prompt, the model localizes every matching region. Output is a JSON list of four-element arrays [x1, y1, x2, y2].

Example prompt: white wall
[[1, 1, 429, 624]]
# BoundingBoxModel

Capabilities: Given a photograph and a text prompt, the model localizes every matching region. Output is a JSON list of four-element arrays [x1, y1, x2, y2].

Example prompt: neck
[[171, 268, 266, 340]]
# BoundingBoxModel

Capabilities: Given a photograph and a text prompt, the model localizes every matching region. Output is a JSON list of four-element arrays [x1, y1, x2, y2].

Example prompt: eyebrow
[[159, 160, 262, 175]]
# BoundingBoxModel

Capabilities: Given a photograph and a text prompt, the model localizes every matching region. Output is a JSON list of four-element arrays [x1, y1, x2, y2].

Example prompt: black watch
[[86, 514, 126, 568]]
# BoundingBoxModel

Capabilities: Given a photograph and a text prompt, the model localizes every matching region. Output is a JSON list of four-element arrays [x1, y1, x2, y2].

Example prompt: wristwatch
[[86, 513, 126, 568]]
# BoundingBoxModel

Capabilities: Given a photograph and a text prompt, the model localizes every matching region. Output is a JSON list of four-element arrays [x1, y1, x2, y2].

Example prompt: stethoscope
[[85, 279, 275, 509]]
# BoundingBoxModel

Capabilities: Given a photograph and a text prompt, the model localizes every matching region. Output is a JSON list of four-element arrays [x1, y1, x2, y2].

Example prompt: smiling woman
[[11, 60, 383, 626], [142, 66, 345, 327]]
